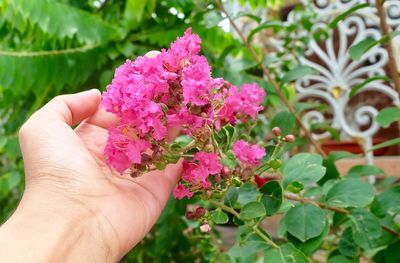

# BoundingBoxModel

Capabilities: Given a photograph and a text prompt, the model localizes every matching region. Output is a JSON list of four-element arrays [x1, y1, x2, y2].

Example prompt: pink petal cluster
[[174, 152, 222, 199], [232, 140, 266, 166], [102, 28, 266, 175]]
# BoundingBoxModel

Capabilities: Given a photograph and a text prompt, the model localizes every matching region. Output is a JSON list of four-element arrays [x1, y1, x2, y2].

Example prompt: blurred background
[[1, 0, 399, 261]]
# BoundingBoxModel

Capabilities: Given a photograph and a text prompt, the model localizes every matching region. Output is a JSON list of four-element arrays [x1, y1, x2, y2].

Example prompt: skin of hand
[[0, 51, 182, 262]]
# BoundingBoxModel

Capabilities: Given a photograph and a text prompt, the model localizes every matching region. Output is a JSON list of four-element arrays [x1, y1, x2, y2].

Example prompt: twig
[[216, 0, 327, 158], [284, 193, 400, 238], [212, 201, 280, 248], [376, 0, 400, 93]]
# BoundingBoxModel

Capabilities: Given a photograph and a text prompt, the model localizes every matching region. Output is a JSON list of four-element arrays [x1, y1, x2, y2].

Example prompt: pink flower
[[232, 140, 266, 166], [127, 139, 151, 164], [200, 223, 212, 233], [182, 152, 222, 189], [173, 184, 193, 200]]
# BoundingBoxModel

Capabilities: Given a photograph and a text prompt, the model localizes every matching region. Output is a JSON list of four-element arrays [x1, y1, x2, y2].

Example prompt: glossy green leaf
[[210, 210, 229, 224], [282, 66, 318, 82], [224, 186, 239, 207], [371, 185, 400, 217], [376, 107, 400, 128], [284, 204, 326, 242], [373, 239, 400, 263], [259, 181, 283, 215], [347, 165, 384, 177], [349, 76, 391, 97], [349, 37, 377, 60], [270, 111, 296, 136], [240, 201, 266, 220], [339, 227, 359, 258], [350, 209, 382, 250], [287, 223, 329, 256], [328, 3, 370, 29], [237, 182, 259, 206], [263, 243, 309, 263], [281, 153, 326, 187], [326, 178, 374, 208]]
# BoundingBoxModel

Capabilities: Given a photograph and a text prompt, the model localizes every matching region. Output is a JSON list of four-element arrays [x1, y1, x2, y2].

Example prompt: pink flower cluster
[[232, 140, 266, 166], [174, 152, 222, 200], [102, 28, 266, 176]]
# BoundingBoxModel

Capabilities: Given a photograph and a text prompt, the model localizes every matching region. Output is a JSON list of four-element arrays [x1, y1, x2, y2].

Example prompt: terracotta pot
[[321, 138, 388, 156]]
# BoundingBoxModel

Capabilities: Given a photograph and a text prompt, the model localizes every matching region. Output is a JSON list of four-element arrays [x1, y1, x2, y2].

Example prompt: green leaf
[[371, 185, 400, 217], [282, 66, 318, 82], [210, 210, 229, 224], [368, 138, 400, 152], [287, 223, 329, 256], [229, 226, 269, 258], [286, 181, 304, 194], [234, 12, 262, 23], [347, 165, 384, 177], [327, 255, 355, 263], [328, 151, 359, 162], [349, 37, 378, 60], [259, 181, 283, 215], [339, 227, 360, 258], [349, 76, 391, 97], [281, 153, 326, 188], [373, 239, 400, 263], [237, 182, 259, 206], [284, 204, 326, 242], [376, 107, 400, 128], [240, 201, 266, 220], [350, 209, 382, 250], [247, 20, 282, 42], [7, 0, 120, 45], [224, 186, 239, 207], [326, 178, 375, 208], [263, 243, 309, 263], [270, 111, 296, 136], [310, 122, 340, 142], [328, 3, 370, 29]]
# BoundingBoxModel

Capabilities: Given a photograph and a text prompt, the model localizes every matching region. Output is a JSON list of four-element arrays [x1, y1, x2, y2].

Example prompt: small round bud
[[186, 211, 195, 220], [200, 223, 212, 233], [241, 167, 253, 179], [272, 127, 281, 136], [222, 167, 231, 177], [284, 134, 296, 142], [200, 112, 208, 118], [195, 207, 206, 217]]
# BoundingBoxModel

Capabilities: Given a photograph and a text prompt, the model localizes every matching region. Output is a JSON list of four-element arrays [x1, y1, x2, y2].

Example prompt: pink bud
[[272, 127, 281, 136], [285, 134, 295, 142], [200, 223, 211, 233]]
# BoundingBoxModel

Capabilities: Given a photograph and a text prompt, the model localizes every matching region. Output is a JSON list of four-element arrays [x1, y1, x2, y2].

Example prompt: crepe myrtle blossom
[[232, 140, 266, 166]]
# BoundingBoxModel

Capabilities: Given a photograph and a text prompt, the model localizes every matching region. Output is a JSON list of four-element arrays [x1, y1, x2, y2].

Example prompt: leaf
[[240, 201, 266, 220], [234, 12, 262, 23], [210, 210, 229, 224], [7, 0, 120, 45], [368, 138, 400, 152], [281, 153, 326, 188], [270, 111, 296, 136], [373, 239, 400, 263], [284, 204, 326, 242], [237, 182, 260, 206], [310, 122, 340, 142], [224, 186, 239, 207], [339, 227, 360, 258], [376, 107, 400, 128], [347, 165, 384, 177], [349, 76, 391, 97], [247, 20, 282, 42], [229, 226, 269, 258], [327, 255, 355, 263], [371, 185, 400, 217], [326, 178, 375, 208], [259, 181, 283, 215], [282, 66, 318, 82], [349, 37, 378, 60], [263, 243, 309, 263], [328, 151, 359, 162], [286, 181, 304, 194], [328, 3, 370, 29], [287, 223, 329, 256], [350, 209, 382, 250]]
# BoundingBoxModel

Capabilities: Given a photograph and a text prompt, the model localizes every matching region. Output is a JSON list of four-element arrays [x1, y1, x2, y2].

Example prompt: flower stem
[[211, 201, 280, 249]]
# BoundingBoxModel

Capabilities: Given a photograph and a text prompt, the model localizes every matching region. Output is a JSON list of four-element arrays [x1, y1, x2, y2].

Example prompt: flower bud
[[284, 134, 296, 142], [272, 127, 281, 136], [195, 207, 206, 217], [200, 223, 212, 233], [204, 144, 214, 152], [221, 167, 231, 178], [186, 211, 195, 220]]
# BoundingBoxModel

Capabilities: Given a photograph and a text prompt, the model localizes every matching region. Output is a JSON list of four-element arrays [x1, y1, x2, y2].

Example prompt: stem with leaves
[[215, 0, 327, 158], [376, 0, 400, 94]]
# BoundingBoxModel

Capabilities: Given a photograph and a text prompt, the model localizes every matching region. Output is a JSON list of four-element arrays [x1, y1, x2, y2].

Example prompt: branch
[[212, 202, 280, 248], [215, 0, 327, 158], [376, 0, 400, 94], [284, 193, 400, 238]]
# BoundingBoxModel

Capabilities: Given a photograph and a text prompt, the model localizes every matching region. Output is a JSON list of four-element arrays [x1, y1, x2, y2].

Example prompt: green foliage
[[263, 243, 309, 263], [326, 178, 375, 208], [376, 107, 400, 128], [259, 181, 283, 216]]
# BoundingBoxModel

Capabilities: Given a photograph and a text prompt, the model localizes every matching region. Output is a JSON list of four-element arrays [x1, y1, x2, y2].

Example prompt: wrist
[[0, 185, 119, 262]]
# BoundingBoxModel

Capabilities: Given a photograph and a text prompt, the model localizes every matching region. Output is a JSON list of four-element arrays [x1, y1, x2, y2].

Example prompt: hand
[[0, 87, 182, 261]]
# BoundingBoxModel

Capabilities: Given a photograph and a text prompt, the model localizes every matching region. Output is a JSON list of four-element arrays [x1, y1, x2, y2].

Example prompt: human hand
[[0, 52, 182, 262]]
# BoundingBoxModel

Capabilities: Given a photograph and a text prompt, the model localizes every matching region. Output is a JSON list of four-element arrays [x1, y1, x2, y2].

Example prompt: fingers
[[24, 89, 101, 128], [83, 107, 119, 130]]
